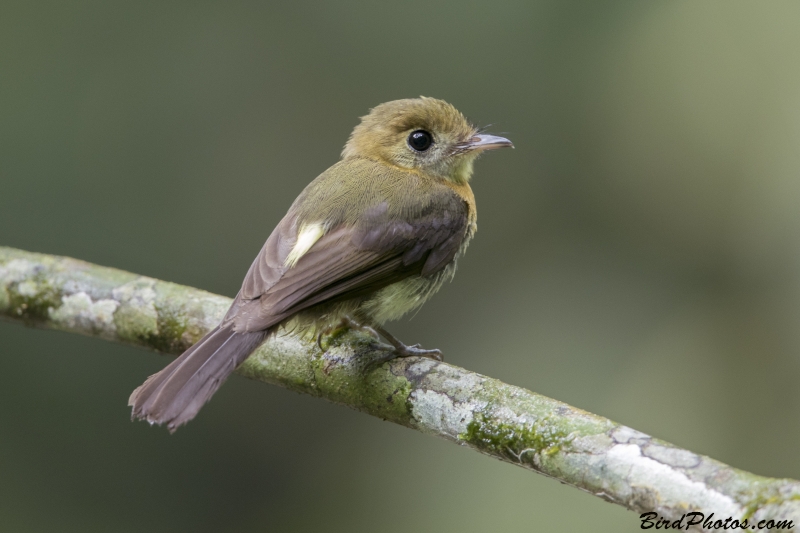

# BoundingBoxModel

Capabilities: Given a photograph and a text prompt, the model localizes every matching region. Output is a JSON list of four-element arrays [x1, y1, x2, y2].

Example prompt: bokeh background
[[2, 1, 800, 531]]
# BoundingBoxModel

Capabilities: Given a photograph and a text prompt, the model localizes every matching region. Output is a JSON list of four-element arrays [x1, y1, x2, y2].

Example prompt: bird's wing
[[228, 191, 470, 333]]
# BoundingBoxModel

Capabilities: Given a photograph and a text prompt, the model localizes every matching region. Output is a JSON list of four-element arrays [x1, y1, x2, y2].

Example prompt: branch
[[1, 246, 798, 531]]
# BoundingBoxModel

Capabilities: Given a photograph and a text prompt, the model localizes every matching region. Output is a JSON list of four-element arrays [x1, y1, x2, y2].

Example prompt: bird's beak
[[465, 134, 514, 152]]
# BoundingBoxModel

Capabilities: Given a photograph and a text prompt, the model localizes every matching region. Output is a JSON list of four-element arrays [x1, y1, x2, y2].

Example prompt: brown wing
[[226, 192, 470, 333]]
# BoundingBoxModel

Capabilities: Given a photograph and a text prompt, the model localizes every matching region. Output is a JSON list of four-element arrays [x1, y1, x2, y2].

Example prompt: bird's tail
[[129, 324, 268, 432]]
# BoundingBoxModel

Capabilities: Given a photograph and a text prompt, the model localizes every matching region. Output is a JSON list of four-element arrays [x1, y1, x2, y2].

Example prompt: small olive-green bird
[[129, 97, 512, 431]]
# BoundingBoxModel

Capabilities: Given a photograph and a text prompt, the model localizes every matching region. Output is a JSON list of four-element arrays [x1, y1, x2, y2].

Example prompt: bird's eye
[[408, 130, 433, 152]]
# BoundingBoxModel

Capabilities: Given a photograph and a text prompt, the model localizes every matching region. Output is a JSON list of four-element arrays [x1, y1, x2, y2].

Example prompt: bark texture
[[1, 246, 798, 531]]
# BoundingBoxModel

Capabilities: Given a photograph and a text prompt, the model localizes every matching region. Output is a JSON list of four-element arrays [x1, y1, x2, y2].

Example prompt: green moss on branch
[[2, 245, 799, 531]]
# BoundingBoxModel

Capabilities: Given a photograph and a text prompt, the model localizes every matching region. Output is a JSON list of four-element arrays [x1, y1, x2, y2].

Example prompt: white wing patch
[[284, 223, 325, 268]]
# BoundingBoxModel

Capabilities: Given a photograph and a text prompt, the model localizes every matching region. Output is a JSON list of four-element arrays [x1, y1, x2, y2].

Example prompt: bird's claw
[[394, 344, 443, 361], [316, 331, 325, 351], [331, 316, 444, 365], [318, 316, 384, 352], [342, 316, 382, 342]]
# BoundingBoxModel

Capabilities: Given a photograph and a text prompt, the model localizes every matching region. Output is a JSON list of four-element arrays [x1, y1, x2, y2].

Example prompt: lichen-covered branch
[[1, 246, 798, 531]]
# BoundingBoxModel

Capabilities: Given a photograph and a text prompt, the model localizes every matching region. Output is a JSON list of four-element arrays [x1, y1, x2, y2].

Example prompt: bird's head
[[342, 97, 512, 184]]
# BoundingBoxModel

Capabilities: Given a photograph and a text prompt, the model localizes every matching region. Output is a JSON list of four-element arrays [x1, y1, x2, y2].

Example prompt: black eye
[[408, 130, 433, 152]]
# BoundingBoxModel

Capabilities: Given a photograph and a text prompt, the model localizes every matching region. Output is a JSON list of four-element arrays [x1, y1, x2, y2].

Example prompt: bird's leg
[[341, 316, 383, 343], [316, 330, 326, 351], [316, 316, 373, 351], [340, 316, 443, 363], [371, 324, 443, 362]]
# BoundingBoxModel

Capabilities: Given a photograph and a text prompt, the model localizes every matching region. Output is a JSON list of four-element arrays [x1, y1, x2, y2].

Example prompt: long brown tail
[[129, 324, 268, 432]]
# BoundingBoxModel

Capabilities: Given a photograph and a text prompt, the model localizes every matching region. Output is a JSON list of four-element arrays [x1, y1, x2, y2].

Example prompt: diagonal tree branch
[[1, 245, 798, 531]]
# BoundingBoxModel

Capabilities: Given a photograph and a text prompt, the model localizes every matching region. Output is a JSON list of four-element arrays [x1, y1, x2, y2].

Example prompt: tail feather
[[129, 325, 268, 432], [130, 325, 232, 410]]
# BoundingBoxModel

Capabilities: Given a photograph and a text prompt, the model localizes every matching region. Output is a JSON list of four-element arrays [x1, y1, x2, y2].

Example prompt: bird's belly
[[360, 262, 457, 324]]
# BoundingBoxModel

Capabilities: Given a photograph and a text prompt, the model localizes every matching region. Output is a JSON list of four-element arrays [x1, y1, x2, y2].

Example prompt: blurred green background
[[2, 1, 800, 531]]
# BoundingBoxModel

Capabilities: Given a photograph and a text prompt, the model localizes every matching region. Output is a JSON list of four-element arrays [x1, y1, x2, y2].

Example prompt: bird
[[129, 97, 513, 432]]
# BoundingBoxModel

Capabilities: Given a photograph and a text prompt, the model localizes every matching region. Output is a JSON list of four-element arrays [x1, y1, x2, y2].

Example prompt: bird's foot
[[333, 316, 443, 365], [392, 343, 443, 361], [315, 323, 349, 351], [317, 316, 383, 351], [373, 324, 443, 362], [341, 316, 382, 343]]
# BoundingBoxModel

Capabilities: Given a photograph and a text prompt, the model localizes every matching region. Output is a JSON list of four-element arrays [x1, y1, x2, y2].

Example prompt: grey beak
[[466, 134, 514, 151]]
